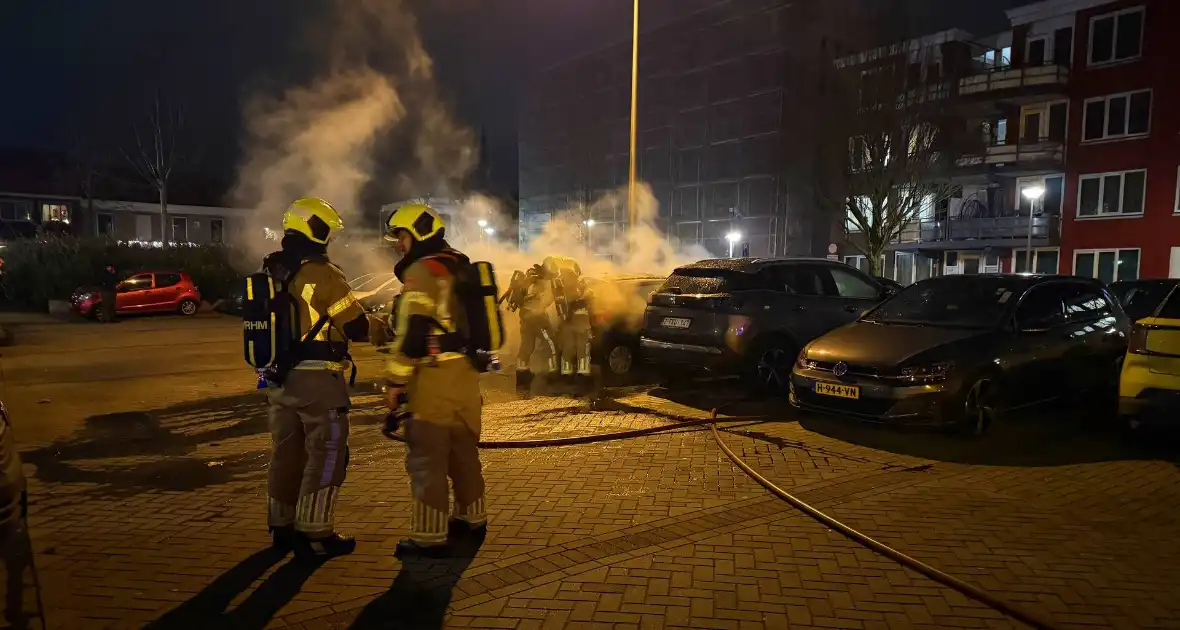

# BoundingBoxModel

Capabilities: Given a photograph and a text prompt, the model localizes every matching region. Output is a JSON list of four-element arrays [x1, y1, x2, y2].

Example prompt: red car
[[72, 270, 202, 320]]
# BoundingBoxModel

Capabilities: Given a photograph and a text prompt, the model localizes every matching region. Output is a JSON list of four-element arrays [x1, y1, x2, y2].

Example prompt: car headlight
[[796, 347, 815, 370], [897, 361, 955, 384]]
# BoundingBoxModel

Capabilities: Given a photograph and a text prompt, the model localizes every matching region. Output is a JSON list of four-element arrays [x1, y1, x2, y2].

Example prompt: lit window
[[42, 203, 71, 224]]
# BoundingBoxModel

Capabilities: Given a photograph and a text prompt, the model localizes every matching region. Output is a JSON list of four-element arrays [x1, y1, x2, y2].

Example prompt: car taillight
[[1128, 324, 1149, 354]]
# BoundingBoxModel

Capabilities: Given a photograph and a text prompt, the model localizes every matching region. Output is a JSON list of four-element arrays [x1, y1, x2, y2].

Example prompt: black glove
[[381, 390, 411, 439]]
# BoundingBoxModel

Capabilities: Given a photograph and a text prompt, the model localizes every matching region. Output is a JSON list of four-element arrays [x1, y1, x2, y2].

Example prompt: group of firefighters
[[504, 255, 595, 399], [257, 196, 595, 562]]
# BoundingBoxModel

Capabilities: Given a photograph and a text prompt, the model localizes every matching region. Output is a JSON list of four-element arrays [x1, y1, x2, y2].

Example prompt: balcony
[[957, 64, 1070, 110], [954, 137, 1064, 176], [889, 214, 1060, 251]]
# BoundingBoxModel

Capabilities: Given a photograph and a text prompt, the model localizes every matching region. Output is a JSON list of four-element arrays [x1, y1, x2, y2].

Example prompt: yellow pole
[[627, 0, 639, 232]]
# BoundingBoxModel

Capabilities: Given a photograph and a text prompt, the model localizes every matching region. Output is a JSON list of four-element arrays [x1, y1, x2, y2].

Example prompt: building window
[[843, 255, 882, 274], [0, 200, 34, 222], [1013, 248, 1060, 274], [1088, 6, 1145, 66], [1075, 249, 1139, 283], [1082, 90, 1150, 142], [1077, 169, 1146, 218], [1027, 37, 1048, 66], [96, 213, 114, 237], [171, 216, 188, 243], [41, 203, 71, 224], [210, 218, 224, 244], [845, 196, 873, 233]]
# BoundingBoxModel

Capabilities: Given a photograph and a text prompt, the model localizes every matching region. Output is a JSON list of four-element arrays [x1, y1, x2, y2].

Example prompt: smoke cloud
[[231, 0, 476, 270], [227, 0, 716, 366]]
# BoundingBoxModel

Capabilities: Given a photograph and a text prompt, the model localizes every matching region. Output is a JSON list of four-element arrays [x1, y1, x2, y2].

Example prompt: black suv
[[639, 258, 894, 391]]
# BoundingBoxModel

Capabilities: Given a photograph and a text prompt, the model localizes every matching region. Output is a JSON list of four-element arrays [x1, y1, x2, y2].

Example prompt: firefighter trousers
[[517, 313, 556, 372], [558, 312, 592, 376], [404, 358, 485, 545], [266, 369, 351, 537]]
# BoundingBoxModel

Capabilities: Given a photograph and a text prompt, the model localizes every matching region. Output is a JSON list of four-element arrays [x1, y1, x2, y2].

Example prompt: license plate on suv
[[661, 317, 692, 329], [814, 382, 860, 399]]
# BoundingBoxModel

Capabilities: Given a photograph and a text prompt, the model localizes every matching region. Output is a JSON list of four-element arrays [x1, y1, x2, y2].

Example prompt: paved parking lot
[[1, 314, 1179, 629]]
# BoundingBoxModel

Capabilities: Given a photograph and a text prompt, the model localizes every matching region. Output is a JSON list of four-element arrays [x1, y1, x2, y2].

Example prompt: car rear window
[[658, 269, 751, 294], [1156, 287, 1180, 319], [1112, 281, 1178, 321]]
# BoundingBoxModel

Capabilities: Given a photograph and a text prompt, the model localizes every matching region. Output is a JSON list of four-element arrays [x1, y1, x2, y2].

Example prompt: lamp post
[[627, 0, 639, 235], [726, 231, 742, 259], [477, 220, 490, 247], [1021, 186, 1044, 273]]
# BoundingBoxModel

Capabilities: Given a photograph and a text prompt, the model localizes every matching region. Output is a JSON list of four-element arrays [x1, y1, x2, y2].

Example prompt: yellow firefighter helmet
[[282, 197, 344, 244], [384, 202, 445, 242]]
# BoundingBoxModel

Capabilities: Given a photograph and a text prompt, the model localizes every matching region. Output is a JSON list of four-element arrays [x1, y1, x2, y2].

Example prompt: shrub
[[0, 236, 248, 308]]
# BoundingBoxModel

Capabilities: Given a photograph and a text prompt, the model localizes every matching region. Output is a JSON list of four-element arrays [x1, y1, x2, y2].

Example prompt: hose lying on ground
[[383, 413, 768, 448], [707, 409, 1059, 630], [380, 396, 1059, 629]]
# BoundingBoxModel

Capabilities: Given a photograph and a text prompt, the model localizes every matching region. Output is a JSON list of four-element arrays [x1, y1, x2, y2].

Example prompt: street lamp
[[583, 219, 596, 254], [477, 219, 488, 228], [1021, 186, 1045, 273], [726, 231, 742, 259]]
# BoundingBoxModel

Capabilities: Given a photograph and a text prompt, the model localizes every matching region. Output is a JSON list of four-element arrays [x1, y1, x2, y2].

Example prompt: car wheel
[[961, 378, 998, 437], [749, 340, 795, 396], [93, 306, 109, 323], [179, 299, 199, 316], [605, 342, 634, 377]]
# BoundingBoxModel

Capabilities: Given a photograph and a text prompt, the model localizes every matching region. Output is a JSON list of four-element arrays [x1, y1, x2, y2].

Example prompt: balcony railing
[[894, 214, 1058, 244], [959, 64, 1070, 96], [955, 138, 1064, 170]]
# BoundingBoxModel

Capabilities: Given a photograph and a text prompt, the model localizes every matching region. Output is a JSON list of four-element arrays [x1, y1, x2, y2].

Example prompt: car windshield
[[658, 269, 750, 294], [865, 277, 1024, 329], [1110, 281, 1178, 321]]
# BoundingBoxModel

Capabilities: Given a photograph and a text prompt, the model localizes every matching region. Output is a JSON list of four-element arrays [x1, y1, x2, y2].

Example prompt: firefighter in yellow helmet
[[543, 255, 593, 396], [504, 263, 557, 398], [262, 197, 386, 561], [381, 202, 487, 558]]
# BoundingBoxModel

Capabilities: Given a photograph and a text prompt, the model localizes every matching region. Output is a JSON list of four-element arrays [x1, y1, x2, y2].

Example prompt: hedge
[[0, 237, 249, 308]]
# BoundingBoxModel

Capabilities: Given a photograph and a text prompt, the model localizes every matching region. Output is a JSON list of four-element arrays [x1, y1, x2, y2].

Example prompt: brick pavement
[[5, 317, 1180, 629]]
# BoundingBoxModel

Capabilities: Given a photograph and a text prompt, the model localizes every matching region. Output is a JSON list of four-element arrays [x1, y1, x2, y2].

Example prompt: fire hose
[[382, 403, 1059, 630]]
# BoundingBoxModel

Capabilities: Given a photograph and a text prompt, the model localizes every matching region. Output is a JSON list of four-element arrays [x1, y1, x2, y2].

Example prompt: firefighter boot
[[294, 532, 357, 562], [516, 370, 534, 399]]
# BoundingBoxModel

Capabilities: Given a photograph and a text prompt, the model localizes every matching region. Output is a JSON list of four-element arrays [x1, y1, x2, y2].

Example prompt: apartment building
[[848, 0, 1179, 284], [517, 0, 894, 261]]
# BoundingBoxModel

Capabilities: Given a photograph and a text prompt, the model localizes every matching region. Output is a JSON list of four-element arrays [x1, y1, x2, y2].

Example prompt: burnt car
[[640, 258, 894, 391], [791, 274, 1130, 434], [584, 274, 666, 380]]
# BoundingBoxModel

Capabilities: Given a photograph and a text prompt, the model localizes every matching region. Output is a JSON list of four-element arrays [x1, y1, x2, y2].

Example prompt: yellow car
[[1118, 280, 1180, 429]]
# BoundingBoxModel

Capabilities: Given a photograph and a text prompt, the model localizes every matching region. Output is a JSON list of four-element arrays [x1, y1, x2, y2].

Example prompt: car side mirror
[[880, 286, 898, 299]]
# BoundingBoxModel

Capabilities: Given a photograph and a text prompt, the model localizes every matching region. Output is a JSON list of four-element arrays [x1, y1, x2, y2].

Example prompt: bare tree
[[815, 41, 958, 275], [122, 93, 185, 245]]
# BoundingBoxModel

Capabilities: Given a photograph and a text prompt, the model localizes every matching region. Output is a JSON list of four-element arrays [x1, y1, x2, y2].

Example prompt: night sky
[[1, 0, 1028, 201]]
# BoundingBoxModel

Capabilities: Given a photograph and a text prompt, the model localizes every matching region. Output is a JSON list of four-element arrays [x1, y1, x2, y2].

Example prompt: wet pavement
[[1, 315, 1179, 629]]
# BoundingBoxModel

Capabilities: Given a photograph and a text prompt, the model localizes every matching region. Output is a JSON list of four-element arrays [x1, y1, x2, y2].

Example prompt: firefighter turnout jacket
[[380, 255, 469, 387]]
